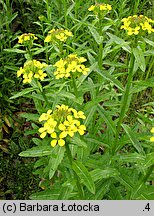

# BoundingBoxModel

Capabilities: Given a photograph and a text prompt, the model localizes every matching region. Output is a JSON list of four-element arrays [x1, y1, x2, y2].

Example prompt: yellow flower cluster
[[17, 60, 47, 83], [53, 54, 89, 79], [38, 104, 86, 147], [121, 15, 154, 35], [18, 33, 38, 44], [88, 3, 112, 13], [44, 28, 73, 43], [150, 127, 154, 142]]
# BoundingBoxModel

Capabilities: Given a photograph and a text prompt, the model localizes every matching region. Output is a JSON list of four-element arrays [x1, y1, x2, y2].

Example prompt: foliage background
[[0, 0, 154, 199]]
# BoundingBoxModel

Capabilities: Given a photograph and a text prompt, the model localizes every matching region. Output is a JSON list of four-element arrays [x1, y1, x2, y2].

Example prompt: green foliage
[[1, 0, 154, 200]]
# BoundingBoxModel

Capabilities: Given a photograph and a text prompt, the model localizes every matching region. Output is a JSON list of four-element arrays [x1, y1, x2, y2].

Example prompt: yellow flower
[[54, 54, 89, 79], [88, 5, 95, 11], [150, 127, 154, 142], [88, 3, 112, 16], [40, 131, 47, 139], [38, 105, 86, 147], [17, 67, 24, 77], [17, 60, 48, 84], [99, 5, 106, 11], [45, 28, 73, 43], [73, 110, 86, 119], [151, 127, 154, 133], [106, 4, 112, 10], [77, 125, 86, 135], [150, 137, 154, 142], [51, 139, 57, 147], [44, 35, 51, 43], [121, 15, 154, 35], [18, 33, 38, 44], [50, 132, 65, 147]]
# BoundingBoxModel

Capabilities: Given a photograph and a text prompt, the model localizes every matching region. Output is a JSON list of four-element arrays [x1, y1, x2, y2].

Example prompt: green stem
[[71, 74, 78, 98], [26, 45, 33, 60], [113, 53, 135, 153], [36, 80, 49, 107], [45, 45, 49, 64], [46, 0, 50, 21], [98, 18, 103, 70], [65, 143, 84, 199], [98, 42, 103, 70]]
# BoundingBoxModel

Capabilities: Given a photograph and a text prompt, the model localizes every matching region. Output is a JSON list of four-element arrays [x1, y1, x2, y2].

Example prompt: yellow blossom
[[38, 105, 86, 147], [53, 54, 89, 79], [16, 60, 48, 84], [150, 127, 154, 142], [45, 28, 73, 43], [88, 3, 112, 16], [88, 5, 95, 11], [18, 33, 38, 44], [121, 15, 154, 35]]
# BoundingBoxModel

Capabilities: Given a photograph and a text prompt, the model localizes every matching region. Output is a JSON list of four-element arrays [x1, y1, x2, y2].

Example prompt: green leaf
[[90, 168, 119, 182], [88, 26, 103, 45], [115, 172, 133, 190], [49, 146, 65, 179], [106, 32, 131, 53], [122, 124, 144, 154], [144, 153, 154, 168], [66, 2, 75, 15], [97, 105, 116, 135], [58, 181, 74, 200], [109, 184, 123, 200], [32, 138, 42, 146], [143, 38, 154, 47], [102, 60, 127, 68], [10, 88, 36, 99], [19, 113, 39, 121], [72, 160, 95, 194], [132, 77, 154, 94], [95, 67, 124, 91], [70, 136, 87, 148], [113, 152, 145, 163], [77, 62, 97, 88], [33, 47, 46, 55], [19, 145, 53, 157], [84, 105, 97, 127], [133, 47, 146, 72], [29, 189, 60, 200], [4, 48, 26, 53], [87, 180, 111, 200]]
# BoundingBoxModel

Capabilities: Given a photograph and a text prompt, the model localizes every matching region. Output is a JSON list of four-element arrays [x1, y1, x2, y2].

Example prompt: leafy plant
[[3, 0, 154, 200]]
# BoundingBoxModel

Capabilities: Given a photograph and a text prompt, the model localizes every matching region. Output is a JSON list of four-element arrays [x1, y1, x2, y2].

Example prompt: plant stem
[[65, 143, 84, 199], [71, 74, 78, 98], [98, 18, 103, 70], [113, 53, 135, 153], [98, 42, 103, 70], [36, 80, 49, 107]]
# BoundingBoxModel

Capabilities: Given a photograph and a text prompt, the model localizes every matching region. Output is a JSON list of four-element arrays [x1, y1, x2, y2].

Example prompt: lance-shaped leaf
[[72, 160, 95, 194], [10, 87, 37, 99], [95, 67, 124, 91], [97, 104, 116, 135], [29, 189, 60, 200], [122, 124, 144, 154], [90, 168, 119, 182], [132, 47, 146, 72], [58, 180, 75, 200], [88, 26, 103, 45], [19, 145, 52, 157], [49, 146, 65, 179]]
